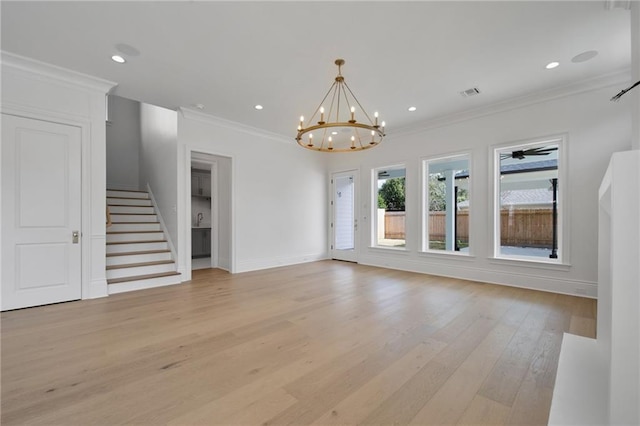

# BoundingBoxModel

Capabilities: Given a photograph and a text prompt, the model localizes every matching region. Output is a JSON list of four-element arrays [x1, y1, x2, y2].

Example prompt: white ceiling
[[1, 1, 632, 138]]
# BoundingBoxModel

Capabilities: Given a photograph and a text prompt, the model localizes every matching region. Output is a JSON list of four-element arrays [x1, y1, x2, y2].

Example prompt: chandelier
[[295, 59, 385, 152]]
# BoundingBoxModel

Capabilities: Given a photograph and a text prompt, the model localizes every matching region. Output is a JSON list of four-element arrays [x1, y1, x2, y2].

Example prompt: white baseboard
[[358, 253, 597, 298], [235, 252, 328, 273], [88, 278, 109, 299]]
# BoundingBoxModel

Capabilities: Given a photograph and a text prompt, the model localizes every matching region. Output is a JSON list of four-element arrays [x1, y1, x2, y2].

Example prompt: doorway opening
[[187, 151, 232, 275]]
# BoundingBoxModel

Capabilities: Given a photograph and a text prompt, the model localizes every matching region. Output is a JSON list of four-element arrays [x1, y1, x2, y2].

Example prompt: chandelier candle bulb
[[319, 107, 325, 124], [328, 136, 333, 151], [351, 135, 356, 149], [371, 130, 375, 144], [349, 106, 356, 123], [308, 133, 313, 147], [374, 111, 379, 126]]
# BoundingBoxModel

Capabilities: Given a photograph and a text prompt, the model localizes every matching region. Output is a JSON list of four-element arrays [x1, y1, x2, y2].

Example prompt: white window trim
[[420, 152, 473, 256], [490, 134, 570, 266], [371, 163, 408, 251]]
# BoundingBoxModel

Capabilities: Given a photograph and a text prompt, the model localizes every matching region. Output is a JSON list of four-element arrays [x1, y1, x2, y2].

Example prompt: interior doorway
[[190, 157, 218, 270], [187, 151, 232, 275]]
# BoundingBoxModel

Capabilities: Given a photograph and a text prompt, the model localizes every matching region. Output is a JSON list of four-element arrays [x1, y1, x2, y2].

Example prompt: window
[[423, 154, 470, 253], [374, 165, 406, 248], [494, 137, 564, 261]]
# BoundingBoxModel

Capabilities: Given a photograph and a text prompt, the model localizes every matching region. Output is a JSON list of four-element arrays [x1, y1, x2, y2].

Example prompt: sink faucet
[[196, 212, 203, 227]]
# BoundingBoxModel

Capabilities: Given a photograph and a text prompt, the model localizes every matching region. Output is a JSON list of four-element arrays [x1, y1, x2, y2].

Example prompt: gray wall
[[106, 95, 141, 190]]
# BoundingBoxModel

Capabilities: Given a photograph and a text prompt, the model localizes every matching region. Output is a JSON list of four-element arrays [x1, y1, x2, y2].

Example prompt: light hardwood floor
[[1, 260, 596, 425]]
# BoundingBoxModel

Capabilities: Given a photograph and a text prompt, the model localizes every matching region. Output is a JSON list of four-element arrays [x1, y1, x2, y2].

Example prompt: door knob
[[72, 231, 79, 244]]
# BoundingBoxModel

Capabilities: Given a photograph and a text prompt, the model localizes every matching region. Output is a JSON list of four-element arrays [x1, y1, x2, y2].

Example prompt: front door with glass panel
[[331, 171, 358, 262]]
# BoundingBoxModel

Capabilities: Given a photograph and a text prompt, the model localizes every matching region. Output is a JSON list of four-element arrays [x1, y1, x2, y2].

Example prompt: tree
[[428, 175, 469, 211], [379, 177, 405, 211]]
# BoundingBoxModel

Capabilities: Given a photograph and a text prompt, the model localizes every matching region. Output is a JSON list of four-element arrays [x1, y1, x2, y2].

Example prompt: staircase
[[106, 189, 181, 294]]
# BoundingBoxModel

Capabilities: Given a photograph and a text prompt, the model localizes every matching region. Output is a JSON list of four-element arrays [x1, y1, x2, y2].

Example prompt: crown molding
[[392, 67, 631, 137], [178, 107, 291, 145], [1, 51, 117, 94], [604, 0, 632, 10]]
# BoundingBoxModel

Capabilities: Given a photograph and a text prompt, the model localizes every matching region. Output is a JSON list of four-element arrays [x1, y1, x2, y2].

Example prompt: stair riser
[[107, 190, 150, 199], [108, 275, 182, 295], [107, 242, 169, 253], [107, 198, 152, 207], [106, 263, 176, 279], [108, 223, 161, 232], [106, 252, 173, 266], [107, 232, 165, 243], [110, 214, 158, 223], [108, 206, 155, 214]]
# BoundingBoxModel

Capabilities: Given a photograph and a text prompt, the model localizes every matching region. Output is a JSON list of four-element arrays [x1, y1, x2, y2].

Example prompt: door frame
[[1, 107, 103, 304], [330, 169, 359, 262], [189, 156, 219, 269], [181, 146, 234, 281], [1, 114, 83, 310]]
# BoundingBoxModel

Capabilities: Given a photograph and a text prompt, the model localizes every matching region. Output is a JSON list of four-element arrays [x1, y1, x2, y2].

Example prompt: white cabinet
[[191, 169, 211, 197]]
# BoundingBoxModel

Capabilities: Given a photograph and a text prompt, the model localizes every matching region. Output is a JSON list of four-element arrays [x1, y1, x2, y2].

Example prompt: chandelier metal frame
[[295, 59, 385, 152]]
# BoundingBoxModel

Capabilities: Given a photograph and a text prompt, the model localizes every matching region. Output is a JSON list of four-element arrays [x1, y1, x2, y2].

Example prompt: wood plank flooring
[[0, 260, 596, 425]]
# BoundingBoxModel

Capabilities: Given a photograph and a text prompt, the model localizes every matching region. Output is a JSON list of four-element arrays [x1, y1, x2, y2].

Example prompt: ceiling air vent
[[460, 87, 481, 98]]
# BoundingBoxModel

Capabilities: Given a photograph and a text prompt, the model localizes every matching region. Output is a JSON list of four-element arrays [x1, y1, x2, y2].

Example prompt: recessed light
[[545, 61, 560, 69], [331, 131, 338, 135], [408, 106, 417, 112], [254, 105, 263, 110], [111, 55, 126, 64], [571, 50, 598, 63]]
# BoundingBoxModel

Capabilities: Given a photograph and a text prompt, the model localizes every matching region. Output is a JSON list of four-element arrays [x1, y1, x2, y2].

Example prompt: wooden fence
[[384, 209, 554, 247]]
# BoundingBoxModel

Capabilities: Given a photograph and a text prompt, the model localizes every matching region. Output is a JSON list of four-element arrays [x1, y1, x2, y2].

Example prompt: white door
[[331, 171, 358, 262], [1, 114, 82, 311]]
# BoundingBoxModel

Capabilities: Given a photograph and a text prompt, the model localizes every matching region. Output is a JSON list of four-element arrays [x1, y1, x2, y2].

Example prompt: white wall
[[177, 109, 328, 278], [139, 103, 179, 255], [215, 155, 232, 270], [328, 84, 631, 297], [1, 52, 115, 299], [106, 95, 140, 190], [631, 3, 640, 150]]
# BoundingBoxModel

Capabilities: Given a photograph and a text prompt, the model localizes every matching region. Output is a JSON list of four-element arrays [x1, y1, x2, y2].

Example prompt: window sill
[[368, 246, 410, 254], [418, 250, 476, 261], [489, 256, 571, 271]]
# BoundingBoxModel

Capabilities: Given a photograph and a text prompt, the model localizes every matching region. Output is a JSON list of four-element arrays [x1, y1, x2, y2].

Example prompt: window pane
[[425, 155, 470, 252], [375, 166, 406, 248], [497, 142, 559, 259]]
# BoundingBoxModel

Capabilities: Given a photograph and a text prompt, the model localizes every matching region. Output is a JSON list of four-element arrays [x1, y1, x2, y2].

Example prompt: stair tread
[[107, 196, 150, 200], [107, 189, 148, 193], [107, 230, 162, 234], [111, 213, 157, 216], [107, 260, 175, 270], [107, 240, 167, 245], [107, 204, 153, 207], [107, 271, 180, 285], [111, 222, 162, 228], [106, 249, 171, 257]]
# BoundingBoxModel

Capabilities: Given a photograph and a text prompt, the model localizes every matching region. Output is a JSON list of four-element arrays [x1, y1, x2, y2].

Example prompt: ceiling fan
[[501, 146, 557, 160]]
